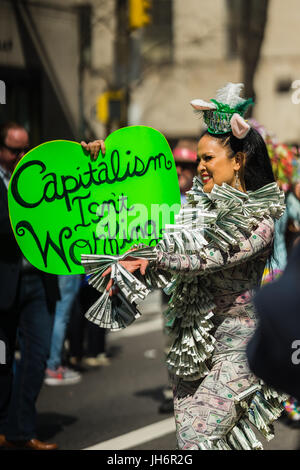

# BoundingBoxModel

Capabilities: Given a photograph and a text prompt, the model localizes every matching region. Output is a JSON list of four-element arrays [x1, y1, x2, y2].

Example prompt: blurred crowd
[[2, 118, 300, 450]]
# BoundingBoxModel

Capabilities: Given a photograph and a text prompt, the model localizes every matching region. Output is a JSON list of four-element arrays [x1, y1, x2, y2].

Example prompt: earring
[[235, 171, 240, 189]]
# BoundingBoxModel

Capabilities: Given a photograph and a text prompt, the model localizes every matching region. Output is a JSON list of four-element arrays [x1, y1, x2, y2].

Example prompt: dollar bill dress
[[82, 178, 287, 450]]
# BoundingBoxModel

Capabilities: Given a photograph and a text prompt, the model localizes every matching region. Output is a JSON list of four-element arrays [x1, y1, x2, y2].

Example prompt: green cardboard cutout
[[8, 126, 181, 274]]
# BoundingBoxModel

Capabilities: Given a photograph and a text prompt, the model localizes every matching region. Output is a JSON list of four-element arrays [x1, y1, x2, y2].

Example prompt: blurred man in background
[[0, 122, 60, 450]]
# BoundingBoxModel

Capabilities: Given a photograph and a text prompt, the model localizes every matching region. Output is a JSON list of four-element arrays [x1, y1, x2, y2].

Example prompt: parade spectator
[[285, 181, 300, 254], [0, 122, 60, 450], [68, 278, 110, 368], [245, 121, 300, 424], [44, 274, 82, 385], [173, 139, 198, 204], [271, 180, 300, 424], [247, 240, 300, 403]]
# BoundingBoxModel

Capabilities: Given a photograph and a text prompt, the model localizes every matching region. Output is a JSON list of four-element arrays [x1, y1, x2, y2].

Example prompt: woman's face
[[197, 134, 242, 193]]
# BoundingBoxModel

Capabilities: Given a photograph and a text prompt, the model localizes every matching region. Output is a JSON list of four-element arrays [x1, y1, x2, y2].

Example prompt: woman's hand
[[102, 256, 149, 297], [81, 139, 105, 161]]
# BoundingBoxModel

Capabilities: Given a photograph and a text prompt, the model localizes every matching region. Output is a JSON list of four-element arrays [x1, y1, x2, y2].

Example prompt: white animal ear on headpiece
[[190, 99, 217, 111], [230, 113, 251, 139]]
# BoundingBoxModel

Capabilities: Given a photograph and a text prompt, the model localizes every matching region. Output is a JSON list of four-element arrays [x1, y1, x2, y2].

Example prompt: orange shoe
[[0, 436, 58, 450], [23, 439, 58, 450], [0, 434, 8, 447]]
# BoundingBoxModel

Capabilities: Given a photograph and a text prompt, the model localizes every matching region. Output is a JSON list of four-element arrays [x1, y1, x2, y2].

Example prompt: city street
[[1, 0, 300, 460], [34, 295, 300, 452]]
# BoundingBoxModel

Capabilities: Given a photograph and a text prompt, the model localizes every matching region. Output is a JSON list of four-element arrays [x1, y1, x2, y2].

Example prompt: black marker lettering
[[13, 149, 173, 210], [69, 239, 92, 265], [16, 220, 72, 271], [11, 160, 45, 208], [72, 193, 92, 231]]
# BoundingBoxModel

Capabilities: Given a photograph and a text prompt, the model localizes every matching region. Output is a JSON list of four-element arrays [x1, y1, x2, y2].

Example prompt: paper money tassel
[[81, 246, 170, 331]]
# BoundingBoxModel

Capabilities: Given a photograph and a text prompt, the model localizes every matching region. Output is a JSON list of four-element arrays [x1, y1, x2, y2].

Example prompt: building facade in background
[[0, 0, 299, 146]]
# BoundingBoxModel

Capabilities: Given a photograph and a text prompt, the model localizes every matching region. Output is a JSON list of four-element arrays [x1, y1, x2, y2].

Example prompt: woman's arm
[[103, 217, 274, 291], [155, 217, 274, 275]]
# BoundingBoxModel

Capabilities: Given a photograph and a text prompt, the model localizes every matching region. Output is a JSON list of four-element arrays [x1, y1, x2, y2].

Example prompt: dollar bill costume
[[81, 84, 287, 450]]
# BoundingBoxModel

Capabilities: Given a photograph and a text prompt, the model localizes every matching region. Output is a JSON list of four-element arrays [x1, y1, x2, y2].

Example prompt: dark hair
[[201, 127, 276, 268], [200, 127, 275, 191]]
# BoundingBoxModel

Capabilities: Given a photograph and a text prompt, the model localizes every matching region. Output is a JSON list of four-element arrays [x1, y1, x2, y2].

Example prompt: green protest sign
[[8, 126, 181, 274]]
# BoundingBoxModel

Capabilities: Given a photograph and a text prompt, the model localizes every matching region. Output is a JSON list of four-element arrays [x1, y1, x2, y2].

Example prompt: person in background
[[159, 139, 198, 414], [0, 122, 60, 450], [247, 240, 300, 404], [44, 274, 82, 385], [173, 139, 198, 204], [67, 277, 110, 368], [285, 180, 300, 255], [248, 121, 300, 425], [274, 179, 300, 425]]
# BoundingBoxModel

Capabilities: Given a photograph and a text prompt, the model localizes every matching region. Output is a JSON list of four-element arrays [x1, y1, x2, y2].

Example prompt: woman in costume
[[81, 83, 287, 450]]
